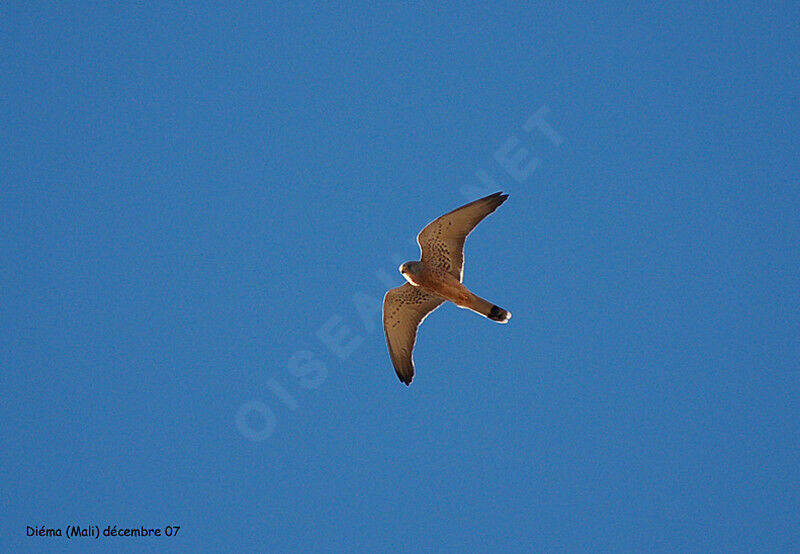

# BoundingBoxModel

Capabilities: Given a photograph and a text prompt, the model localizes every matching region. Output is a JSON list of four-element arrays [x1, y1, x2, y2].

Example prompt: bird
[[382, 191, 512, 385]]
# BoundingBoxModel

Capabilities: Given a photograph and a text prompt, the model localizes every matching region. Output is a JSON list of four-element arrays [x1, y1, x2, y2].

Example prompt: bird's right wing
[[382, 283, 444, 385]]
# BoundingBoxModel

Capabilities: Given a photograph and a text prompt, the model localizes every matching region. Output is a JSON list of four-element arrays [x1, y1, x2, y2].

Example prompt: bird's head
[[399, 261, 423, 284]]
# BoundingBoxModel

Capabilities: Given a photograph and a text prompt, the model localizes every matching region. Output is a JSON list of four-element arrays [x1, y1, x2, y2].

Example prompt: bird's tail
[[465, 293, 512, 323]]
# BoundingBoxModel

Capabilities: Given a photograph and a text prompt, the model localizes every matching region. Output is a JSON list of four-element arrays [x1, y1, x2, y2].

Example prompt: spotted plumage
[[382, 192, 512, 385]]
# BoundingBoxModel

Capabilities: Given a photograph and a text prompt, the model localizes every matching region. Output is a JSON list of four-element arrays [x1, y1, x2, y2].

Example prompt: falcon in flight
[[382, 192, 512, 385]]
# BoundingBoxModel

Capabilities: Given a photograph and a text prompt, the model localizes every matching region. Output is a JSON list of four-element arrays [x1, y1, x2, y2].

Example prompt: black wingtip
[[397, 373, 413, 386], [489, 191, 509, 203]]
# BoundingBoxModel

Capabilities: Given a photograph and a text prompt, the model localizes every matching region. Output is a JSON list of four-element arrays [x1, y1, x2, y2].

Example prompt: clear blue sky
[[2, 3, 798, 552]]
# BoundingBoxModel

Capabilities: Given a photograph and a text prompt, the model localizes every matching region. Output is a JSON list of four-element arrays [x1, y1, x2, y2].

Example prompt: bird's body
[[382, 192, 512, 385], [399, 260, 510, 323]]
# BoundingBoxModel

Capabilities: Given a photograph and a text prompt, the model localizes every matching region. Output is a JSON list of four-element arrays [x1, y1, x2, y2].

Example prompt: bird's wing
[[382, 283, 444, 385], [417, 192, 508, 280]]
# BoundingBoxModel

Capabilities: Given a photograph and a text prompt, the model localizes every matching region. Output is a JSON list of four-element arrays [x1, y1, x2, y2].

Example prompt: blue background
[[2, 3, 798, 552]]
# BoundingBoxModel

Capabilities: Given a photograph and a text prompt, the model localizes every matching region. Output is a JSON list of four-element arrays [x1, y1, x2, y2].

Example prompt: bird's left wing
[[382, 283, 444, 385], [417, 191, 508, 280]]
